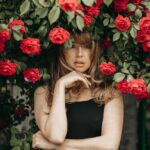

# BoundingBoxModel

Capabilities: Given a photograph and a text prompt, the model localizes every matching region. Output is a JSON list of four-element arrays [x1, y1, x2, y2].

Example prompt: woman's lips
[[74, 61, 85, 67]]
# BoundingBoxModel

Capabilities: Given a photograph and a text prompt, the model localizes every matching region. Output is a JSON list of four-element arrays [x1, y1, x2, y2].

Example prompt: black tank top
[[65, 99, 104, 139]]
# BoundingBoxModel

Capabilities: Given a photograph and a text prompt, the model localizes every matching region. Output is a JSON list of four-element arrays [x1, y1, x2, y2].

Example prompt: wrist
[[56, 80, 65, 88]]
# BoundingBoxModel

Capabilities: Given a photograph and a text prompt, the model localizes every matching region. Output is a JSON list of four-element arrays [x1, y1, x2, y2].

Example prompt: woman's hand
[[57, 71, 91, 89], [32, 131, 78, 150], [32, 131, 57, 150]]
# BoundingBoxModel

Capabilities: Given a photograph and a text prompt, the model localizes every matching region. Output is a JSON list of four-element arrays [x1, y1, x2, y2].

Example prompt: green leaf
[[13, 31, 23, 41], [131, 61, 139, 66], [76, 15, 84, 31], [113, 72, 125, 82], [48, 6, 60, 24], [103, 0, 113, 6], [103, 18, 109, 26], [134, 24, 139, 30], [127, 74, 134, 81], [66, 11, 75, 22], [10, 136, 20, 147], [0, 23, 8, 30], [41, 69, 50, 80], [141, 1, 150, 9], [82, 0, 94, 6], [147, 83, 150, 93], [38, 25, 48, 37], [11, 127, 19, 135], [64, 36, 74, 49], [25, 20, 33, 25], [75, 10, 84, 16], [12, 146, 21, 150], [35, 7, 49, 18], [0, 12, 5, 19], [135, 9, 142, 18], [123, 62, 130, 68], [130, 27, 137, 38], [38, 0, 51, 7], [113, 32, 120, 41], [12, 25, 21, 31], [103, 13, 111, 18], [129, 66, 135, 74], [32, 0, 42, 7], [121, 68, 129, 74], [126, 3, 136, 11], [23, 142, 30, 150], [122, 32, 128, 39], [43, 40, 50, 48], [20, 0, 30, 16]]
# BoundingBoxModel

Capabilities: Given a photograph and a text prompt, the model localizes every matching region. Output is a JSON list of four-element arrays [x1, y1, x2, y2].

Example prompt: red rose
[[116, 80, 129, 93], [135, 91, 150, 100], [76, 4, 84, 11], [49, 27, 70, 44], [99, 62, 116, 75], [130, 0, 142, 5], [0, 42, 5, 53], [128, 79, 147, 96], [114, 0, 129, 13], [136, 30, 150, 43], [95, 0, 103, 7], [136, 31, 146, 43], [23, 68, 41, 83], [101, 38, 111, 49], [139, 16, 150, 31], [0, 30, 10, 43], [114, 15, 131, 31], [146, 58, 150, 63], [0, 60, 17, 76], [58, 0, 78, 11], [146, 12, 150, 17], [20, 37, 41, 55], [15, 108, 29, 116], [114, 0, 129, 6], [83, 15, 93, 26], [8, 19, 25, 33], [142, 41, 150, 52], [85, 5, 100, 17]]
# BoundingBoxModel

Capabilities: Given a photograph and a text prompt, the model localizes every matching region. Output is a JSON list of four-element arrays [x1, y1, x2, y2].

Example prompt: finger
[[79, 77, 90, 88], [76, 72, 91, 86], [82, 73, 91, 78], [82, 76, 91, 86]]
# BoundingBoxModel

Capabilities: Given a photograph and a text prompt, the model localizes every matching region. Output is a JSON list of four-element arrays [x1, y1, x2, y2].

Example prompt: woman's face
[[63, 43, 92, 73]]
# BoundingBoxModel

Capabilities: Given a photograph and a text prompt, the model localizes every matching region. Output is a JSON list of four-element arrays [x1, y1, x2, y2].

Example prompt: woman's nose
[[77, 47, 83, 57]]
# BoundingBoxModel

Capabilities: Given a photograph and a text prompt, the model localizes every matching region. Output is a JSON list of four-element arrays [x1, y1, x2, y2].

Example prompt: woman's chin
[[74, 68, 87, 73]]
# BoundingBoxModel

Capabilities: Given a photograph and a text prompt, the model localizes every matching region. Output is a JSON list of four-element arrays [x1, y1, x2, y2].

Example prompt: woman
[[32, 32, 124, 150]]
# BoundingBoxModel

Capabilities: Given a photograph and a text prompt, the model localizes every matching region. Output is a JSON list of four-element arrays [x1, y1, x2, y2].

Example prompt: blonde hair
[[47, 32, 121, 106]]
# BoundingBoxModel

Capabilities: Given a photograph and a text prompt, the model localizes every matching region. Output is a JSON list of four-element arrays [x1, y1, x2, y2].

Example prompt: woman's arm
[[34, 95, 124, 150], [34, 82, 67, 144]]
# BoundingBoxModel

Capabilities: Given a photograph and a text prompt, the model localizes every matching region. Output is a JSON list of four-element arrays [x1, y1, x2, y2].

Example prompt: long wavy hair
[[46, 32, 120, 107]]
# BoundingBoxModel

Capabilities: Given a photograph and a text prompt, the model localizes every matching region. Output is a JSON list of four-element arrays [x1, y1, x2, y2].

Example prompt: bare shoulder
[[106, 89, 124, 107], [34, 85, 49, 95]]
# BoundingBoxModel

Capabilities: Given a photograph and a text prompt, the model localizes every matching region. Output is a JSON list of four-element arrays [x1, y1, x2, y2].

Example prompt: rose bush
[[0, 0, 149, 99]]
